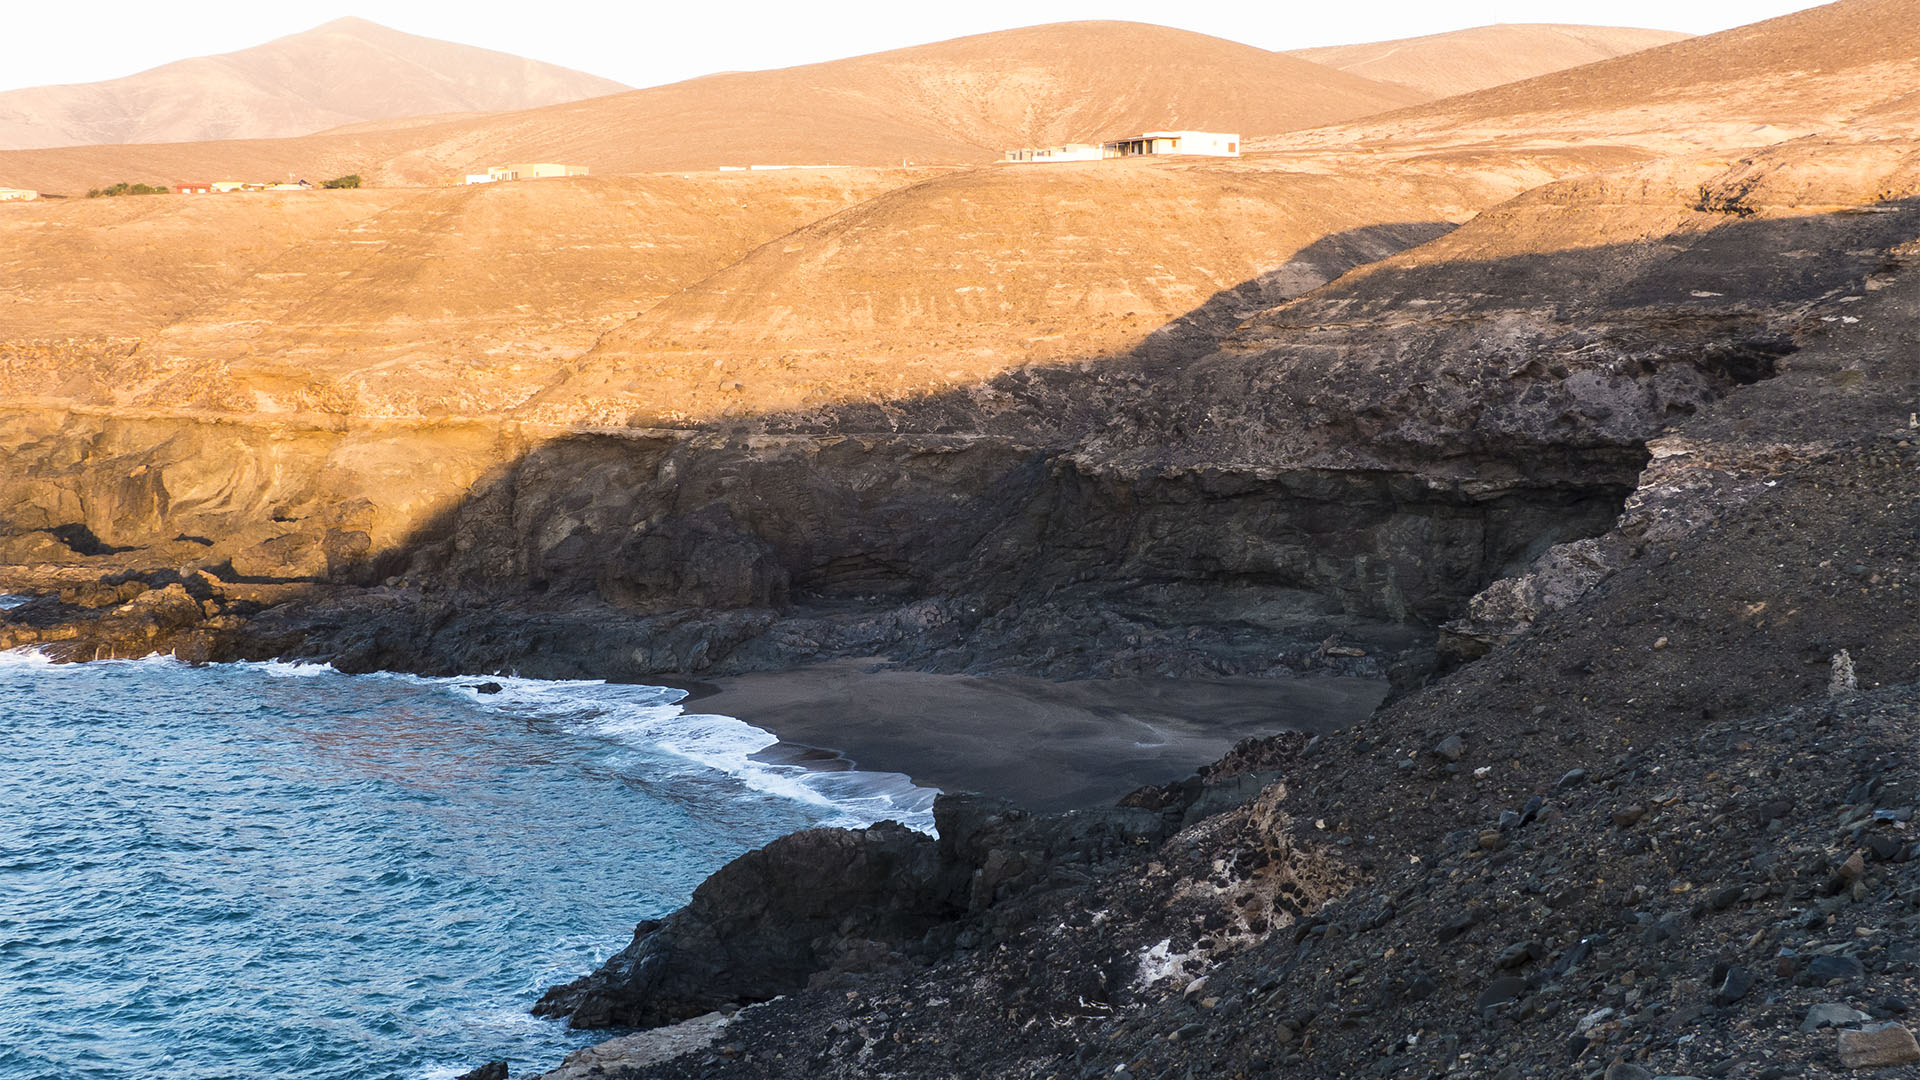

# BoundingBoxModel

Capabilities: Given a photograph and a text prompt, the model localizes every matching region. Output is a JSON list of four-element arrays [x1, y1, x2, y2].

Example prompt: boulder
[[1838, 1023, 1920, 1068], [535, 820, 963, 1029]]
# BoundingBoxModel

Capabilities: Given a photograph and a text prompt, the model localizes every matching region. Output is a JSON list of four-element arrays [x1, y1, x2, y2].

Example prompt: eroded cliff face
[[5, 139, 1919, 684]]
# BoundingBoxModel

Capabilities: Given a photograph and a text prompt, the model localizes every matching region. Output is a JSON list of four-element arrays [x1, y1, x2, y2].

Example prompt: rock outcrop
[[534, 793, 1182, 1031]]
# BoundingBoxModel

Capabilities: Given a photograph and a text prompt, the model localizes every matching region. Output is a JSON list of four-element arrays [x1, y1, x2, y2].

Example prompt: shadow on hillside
[[14, 198, 1920, 678], [1125, 220, 1457, 363], [273, 197, 1920, 675]]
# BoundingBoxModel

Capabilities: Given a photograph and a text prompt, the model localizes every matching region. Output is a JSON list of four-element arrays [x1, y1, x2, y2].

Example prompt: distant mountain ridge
[[1285, 23, 1691, 98], [0, 18, 1735, 194], [0, 21, 1431, 191], [1264, 0, 1920, 154], [0, 17, 629, 151]]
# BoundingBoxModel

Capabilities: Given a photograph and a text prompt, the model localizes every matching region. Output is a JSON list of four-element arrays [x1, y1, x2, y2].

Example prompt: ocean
[[0, 626, 934, 1080]]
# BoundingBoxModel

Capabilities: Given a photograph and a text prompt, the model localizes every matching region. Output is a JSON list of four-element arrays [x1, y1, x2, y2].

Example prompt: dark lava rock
[[1496, 941, 1544, 969], [1808, 954, 1867, 982], [534, 818, 966, 1028], [472, 682, 504, 694], [1803, 1002, 1872, 1032], [535, 792, 1172, 1030], [1477, 975, 1529, 1010], [454, 1063, 508, 1080], [1714, 966, 1756, 1005]]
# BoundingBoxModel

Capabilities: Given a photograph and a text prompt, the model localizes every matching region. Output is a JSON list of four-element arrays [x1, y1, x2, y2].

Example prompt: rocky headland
[[6, 2, 1920, 1078]]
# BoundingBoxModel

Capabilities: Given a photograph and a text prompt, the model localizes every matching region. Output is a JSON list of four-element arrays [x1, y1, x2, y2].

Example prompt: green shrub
[[86, 183, 172, 198], [321, 174, 362, 189]]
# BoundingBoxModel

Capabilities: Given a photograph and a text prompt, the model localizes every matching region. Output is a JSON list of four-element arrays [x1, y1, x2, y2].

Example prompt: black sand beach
[[674, 661, 1388, 813]]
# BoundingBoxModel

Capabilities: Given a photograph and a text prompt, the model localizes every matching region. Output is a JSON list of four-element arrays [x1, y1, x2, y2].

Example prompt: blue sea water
[[0, 635, 934, 1080]]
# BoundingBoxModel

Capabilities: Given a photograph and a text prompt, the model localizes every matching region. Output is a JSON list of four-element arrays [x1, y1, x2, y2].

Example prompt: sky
[[0, 0, 1832, 94]]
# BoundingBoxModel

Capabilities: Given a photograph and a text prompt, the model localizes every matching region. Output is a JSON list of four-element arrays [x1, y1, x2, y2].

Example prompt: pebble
[[1613, 804, 1648, 828], [1803, 1002, 1873, 1032], [1557, 768, 1590, 792], [1838, 1022, 1920, 1068], [1476, 975, 1528, 1010], [1713, 966, 1755, 1005], [1434, 735, 1466, 762], [1604, 1064, 1652, 1080], [1497, 941, 1543, 969], [1838, 850, 1867, 882]]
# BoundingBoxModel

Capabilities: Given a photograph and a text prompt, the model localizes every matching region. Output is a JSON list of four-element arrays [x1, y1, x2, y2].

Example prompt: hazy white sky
[[0, 0, 1831, 94]]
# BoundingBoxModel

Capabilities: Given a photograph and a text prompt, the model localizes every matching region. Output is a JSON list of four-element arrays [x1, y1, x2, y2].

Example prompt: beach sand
[[672, 660, 1388, 813]]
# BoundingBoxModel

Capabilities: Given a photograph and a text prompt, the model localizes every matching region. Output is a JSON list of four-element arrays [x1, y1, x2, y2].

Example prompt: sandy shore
[[670, 660, 1387, 813]]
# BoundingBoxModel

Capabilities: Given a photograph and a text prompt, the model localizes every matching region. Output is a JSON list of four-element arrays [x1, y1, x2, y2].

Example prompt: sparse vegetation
[[1693, 177, 1761, 217], [86, 183, 171, 198], [321, 174, 362, 189]]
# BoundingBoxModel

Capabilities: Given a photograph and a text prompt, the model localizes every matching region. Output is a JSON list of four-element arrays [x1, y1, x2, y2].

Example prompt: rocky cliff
[[510, 139, 1920, 1080]]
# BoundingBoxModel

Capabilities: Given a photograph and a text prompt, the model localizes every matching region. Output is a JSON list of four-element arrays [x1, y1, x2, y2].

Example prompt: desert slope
[[522, 151, 1631, 428], [1268, 0, 1920, 155], [0, 17, 628, 151], [0, 21, 1426, 194], [1285, 23, 1690, 98]]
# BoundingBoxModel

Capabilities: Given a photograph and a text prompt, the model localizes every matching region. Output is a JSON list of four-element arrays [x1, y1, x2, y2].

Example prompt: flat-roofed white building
[[1102, 131, 1240, 158], [467, 163, 590, 184], [0, 187, 37, 201]]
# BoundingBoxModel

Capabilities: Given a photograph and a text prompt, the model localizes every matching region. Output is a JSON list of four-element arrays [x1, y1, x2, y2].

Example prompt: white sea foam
[[0, 649, 200, 672], [253, 659, 336, 677], [0, 594, 27, 610], [442, 674, 939, 832], [0, 646, 56, 668], [237, 662, 940, 832]]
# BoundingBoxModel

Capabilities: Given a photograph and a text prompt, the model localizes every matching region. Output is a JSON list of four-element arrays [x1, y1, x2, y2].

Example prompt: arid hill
[[1284, 23, 1690, 98], [520, 148, 1636, 429], [0, 168, 927, 417], [1267, 0, 1920, 156], [0, 17, 627, 151], [0, 21, 1426, 194]]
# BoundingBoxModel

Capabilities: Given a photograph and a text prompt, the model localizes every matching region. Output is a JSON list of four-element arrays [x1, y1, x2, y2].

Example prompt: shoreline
[[669, 659, 1388, 814]]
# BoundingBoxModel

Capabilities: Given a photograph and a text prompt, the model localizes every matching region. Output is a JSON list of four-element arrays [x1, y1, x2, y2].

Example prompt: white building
[[1004, 131, 1241, 164], [1102, 131, 1240, 158], [0, 187, 37, 202], [466, 163, 589, 184], [1003, 142, 1105, 164]]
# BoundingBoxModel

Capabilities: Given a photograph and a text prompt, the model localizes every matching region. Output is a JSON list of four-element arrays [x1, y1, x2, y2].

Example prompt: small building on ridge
[[1003, 130, 1241, 164], [465, 163, 589, 184], [1003, 143, 1105, 163], [1101, 131, 1240, 158]]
